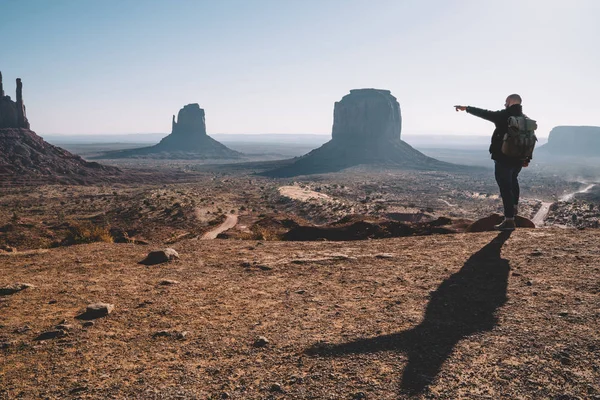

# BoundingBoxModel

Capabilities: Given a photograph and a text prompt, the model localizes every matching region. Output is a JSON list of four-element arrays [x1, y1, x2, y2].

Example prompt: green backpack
[[502, 115, 538, 159]]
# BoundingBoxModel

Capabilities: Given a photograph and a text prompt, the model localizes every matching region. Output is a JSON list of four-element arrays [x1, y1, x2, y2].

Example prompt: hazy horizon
[[2, 0, 599, 137]]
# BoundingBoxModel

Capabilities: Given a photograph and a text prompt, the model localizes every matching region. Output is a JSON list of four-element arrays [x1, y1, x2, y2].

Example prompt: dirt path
[[532, 201, 553, 227], [560, 183, 596, 202], [201, 214, 238, 240]]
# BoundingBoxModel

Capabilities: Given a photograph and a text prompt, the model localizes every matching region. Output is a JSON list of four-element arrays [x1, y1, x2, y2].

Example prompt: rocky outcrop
[[265, 89, 461, 177], [0, 72, 30, 129], [97, 104, 241, 160], [0, 72, 120, 186], [537, 126, 600, 157]]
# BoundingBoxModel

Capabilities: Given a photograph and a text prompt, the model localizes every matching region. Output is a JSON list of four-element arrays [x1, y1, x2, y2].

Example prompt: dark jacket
[[466, 104, 527, 164]]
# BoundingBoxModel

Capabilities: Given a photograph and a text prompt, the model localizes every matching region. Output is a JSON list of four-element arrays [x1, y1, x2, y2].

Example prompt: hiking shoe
[[494, 219, 516, 231]]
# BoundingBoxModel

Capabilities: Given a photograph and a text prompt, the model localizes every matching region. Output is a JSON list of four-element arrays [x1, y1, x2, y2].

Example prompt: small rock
[[253, 336, 269, 347], [530, 250, 543, 256], [352, 392, 367, 399], [0, 341, 12, 349], [82, 321, 95, 328], [257, 264, 273, 271], [55, 324, 74, 331], [220, 393, 230, 399], [35, 329, 67, 341], [511, 272, 522, 277], [0, 245, 16, 253], [174, 331, 188, 340], [295, 290, 306, 295], [375, 253, 395, 259], [558, 311, 569, 317], [269, 383, 283, 393], [48, 299, 58, 304], [14, 325, 31, 334], [77, 303, 114, 320], [526, 280, 533, 286], [153, 330, 172, 338], [139, 248, 180, 265], [69, 386, 88, 394], [0, 283, 35, 296], [159, 279, 180, 285]]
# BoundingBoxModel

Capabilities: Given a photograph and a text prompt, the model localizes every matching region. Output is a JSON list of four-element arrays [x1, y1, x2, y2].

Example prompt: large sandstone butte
[[97, 104, 241, 160], [537, 126, 600, 157], [0, 72, 120, 186], [265, 89, 459, 177]]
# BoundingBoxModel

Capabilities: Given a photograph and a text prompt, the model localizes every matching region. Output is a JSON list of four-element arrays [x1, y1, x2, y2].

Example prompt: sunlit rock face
[[332, 89, 401, 144], [264, 88, 458, 177], [538, 126, 600, 157]]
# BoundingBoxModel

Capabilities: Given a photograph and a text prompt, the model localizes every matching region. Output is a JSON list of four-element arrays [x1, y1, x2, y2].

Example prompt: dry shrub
[[62, 221, 114, 246]]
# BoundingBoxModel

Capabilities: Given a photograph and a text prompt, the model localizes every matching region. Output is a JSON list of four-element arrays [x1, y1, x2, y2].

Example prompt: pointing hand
[[454, 105, 467, 112]]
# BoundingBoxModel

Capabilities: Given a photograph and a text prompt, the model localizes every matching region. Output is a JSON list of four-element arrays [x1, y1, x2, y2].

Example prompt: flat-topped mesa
[[332, 88, 401, 144], [0, 73, 30, 129], [538, 126, 600, 157], [171, 103, 207, 137], [264, 88, 458, 177]]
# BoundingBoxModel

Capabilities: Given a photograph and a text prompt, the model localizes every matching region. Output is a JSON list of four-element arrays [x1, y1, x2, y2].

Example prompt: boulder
[[466, 213, 536, 232], [139, 248, 180, 265]]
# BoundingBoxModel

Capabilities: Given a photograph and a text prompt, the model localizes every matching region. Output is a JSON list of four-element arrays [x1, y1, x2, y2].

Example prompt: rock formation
[[0, 72, 120, 186], [537, 126, 600, 157], [97, 104, 241, 159], [265, 89, 459, 177], [0, 73, 30, 129]]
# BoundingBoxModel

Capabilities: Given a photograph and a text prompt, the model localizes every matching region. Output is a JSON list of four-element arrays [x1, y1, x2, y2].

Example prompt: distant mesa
[[0, 71, 120, 186], [96, 104, 242, 160], [264, 88, 459, 177], [537, 126, 600, 157]]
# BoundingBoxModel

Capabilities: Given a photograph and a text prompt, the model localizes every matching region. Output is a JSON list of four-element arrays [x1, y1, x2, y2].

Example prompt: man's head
[[505, 94, 522, 108]]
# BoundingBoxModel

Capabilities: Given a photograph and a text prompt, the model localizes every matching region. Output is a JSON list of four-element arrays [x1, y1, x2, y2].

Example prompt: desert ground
[[1, 157, 600, 399]]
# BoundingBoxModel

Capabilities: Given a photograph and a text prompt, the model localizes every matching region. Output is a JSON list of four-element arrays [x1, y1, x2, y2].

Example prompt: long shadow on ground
[[306, 231, 512, 395]]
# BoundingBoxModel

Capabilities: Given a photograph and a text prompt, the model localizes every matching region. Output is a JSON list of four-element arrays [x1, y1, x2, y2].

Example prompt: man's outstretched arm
[[455, 105, 503, 123]]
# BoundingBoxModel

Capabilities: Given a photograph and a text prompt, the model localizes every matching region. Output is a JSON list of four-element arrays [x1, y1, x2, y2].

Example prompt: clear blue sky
[[1, 0, 598, 137]]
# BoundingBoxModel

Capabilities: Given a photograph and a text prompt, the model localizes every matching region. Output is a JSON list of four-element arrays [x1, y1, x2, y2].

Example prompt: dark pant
[[494, 161, 522, 218]]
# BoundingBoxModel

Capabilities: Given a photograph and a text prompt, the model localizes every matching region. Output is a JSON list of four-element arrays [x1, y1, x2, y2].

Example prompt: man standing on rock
[[455, 94, 530, 231]]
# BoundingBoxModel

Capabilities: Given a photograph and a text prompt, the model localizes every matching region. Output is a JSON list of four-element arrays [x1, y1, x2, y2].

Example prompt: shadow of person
[[306, 231, 512, 396]]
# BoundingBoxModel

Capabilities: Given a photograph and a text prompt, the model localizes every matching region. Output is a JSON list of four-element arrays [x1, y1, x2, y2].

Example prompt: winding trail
[[531, 183, 597, 227], [201, 214, 238, 240]]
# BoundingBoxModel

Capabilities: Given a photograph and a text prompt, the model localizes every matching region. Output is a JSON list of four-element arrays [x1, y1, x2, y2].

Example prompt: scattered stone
[[352, 392, 367, 399], [153, 330, 172, 338], [530, 249, 543, 256], [159, 279, 180, 285], [0, 282, 34, 296], [257, 264, 273, 271], [526, 280, 533, 286], [174, 331, 188, 340], [295, 290, 306, 295], [375, 253, 395, 259], [48, 299, 58, 304], [0, 245, 16, 252], [55, 324, 74, 331], [35, 329, 67, 341], [558, 311, 569, 317], [253, 336, 269, 348], [14, 325, 31, 334], [139, 248, 180, 265], [269, 383, 283, 393], [76, 303, 114, 320], [511, 272, 522, 277], [220, 392, 230, 399], [82, 321, 95, 328], [69, 386, 88, 394]]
